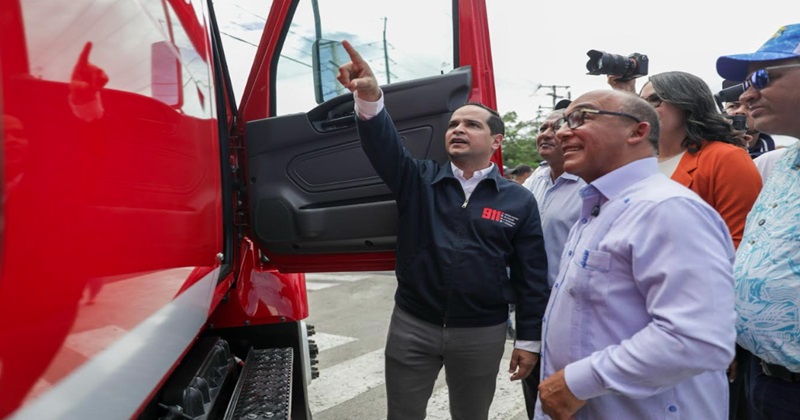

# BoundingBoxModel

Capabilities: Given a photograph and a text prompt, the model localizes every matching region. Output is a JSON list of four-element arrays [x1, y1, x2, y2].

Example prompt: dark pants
[[521, 357, 541, 419], [730, 346, 750, 420], [746, 354, 800, 420], [384, 306, 507, 420]]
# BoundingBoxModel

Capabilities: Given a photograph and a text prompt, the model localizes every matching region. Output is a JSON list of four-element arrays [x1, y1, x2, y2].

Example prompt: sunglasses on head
[[743, 63, 800, 90]]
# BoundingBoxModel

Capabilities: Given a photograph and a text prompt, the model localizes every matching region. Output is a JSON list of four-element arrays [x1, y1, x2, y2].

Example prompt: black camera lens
[[586, 50, 649, 81], [717, 83, 745, 103], [586, 50, 632, 75], [726, 114, 748, 131]]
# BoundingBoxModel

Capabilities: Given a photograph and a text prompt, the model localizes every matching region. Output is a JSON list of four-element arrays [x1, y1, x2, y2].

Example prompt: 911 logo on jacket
[[481, 207, 518, 227]]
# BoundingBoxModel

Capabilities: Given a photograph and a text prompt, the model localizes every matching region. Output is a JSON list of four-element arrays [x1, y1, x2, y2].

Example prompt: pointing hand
[[337, 40, 381, 102]]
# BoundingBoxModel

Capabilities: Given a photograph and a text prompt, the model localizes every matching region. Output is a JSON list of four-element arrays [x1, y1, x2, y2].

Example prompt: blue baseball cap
[[717, 24, 800, 81]]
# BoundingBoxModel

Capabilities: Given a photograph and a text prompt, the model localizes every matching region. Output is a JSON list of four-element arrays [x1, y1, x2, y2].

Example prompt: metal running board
[[224, 347, 293, 420]]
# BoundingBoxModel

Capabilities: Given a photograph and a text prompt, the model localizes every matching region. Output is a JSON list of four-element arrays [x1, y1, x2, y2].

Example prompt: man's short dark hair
[[554, 99, 572, 110], [457, 102, 505, 136]]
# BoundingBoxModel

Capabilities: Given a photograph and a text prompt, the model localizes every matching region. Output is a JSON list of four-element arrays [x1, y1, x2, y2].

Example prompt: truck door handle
[[318, 115, 356, 131]]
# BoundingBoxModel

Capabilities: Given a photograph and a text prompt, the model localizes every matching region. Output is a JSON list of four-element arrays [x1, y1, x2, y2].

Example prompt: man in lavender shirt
[[535, 89, 737, 419]]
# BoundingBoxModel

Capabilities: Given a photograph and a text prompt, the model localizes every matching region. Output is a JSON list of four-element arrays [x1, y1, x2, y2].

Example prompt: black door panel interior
[[246, 67, 471, 255]]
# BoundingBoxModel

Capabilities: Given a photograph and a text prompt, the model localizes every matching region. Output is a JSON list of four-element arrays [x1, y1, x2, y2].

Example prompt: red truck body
[[0, 0, 498, 418]]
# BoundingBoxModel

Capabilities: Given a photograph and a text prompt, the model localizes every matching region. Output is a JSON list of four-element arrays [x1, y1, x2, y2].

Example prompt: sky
[[486, 1, 798, 145], [218, 0, 798, 144]]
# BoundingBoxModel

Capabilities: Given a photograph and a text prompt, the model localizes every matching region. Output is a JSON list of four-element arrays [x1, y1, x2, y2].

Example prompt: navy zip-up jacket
[[357, 109, 549, 341]]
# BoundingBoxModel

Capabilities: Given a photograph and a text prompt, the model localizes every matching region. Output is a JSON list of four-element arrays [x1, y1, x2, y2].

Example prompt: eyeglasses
[[562, 108, 641, 130], [643, 93, 663, 108], [743, 63, 800, 91]]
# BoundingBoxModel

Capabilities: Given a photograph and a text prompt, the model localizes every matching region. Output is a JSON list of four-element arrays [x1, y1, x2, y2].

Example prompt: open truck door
[[234, 0, 500, 274], [1, 0, 498, 418]]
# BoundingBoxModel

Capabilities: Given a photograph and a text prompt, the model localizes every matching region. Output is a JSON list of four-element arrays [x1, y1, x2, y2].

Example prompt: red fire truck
[[0, 0, 499, 418]]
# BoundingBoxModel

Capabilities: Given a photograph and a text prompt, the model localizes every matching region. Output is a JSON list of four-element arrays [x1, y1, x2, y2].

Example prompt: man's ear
[[626, 122, 650, 146], [492, 134, 503, 150]]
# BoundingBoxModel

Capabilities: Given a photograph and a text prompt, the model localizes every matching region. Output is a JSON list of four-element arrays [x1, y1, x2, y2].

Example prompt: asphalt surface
[[305, 271, 531, 420]]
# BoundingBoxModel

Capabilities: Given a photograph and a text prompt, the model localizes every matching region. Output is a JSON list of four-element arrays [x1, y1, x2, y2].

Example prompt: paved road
[[305, 272, 531, 420]]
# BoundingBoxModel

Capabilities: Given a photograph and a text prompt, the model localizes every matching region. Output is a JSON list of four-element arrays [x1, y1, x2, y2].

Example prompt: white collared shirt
[[451, 162, 494, 199]]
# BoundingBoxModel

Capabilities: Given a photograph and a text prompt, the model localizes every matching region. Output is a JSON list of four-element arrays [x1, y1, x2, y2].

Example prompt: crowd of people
[[336, 22, 800, 420]]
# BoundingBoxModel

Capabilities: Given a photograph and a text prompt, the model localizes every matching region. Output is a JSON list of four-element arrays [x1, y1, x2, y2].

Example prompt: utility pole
[[542, 84, 571, 109], [383, 17, 391, 84], [531, 85, 571, 123], [311, 0, 321, 41]]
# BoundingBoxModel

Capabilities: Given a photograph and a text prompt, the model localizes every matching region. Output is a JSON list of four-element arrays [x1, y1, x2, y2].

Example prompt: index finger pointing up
[[77, 42, 94, 67], [342, 40, 365, 65]]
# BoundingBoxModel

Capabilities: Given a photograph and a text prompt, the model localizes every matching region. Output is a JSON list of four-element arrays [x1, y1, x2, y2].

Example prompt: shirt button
[[554, 283, 559, 288], [758, 219, 766, 226], [668, 405, 678, 413], [772, 203, 778, 208], [749, 240, 756, 245], [568, 251, 573, 256], [581, 218, 588, 224]]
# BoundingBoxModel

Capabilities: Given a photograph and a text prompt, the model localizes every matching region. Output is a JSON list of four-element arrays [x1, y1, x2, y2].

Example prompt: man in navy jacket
[[337, 41, 549, 420]]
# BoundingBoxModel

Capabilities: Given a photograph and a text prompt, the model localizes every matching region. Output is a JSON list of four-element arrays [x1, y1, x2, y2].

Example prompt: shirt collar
[[450, 162, 495, 181], [432, 162, 501, 191], [559, 172, 581, 182], [536, 167, 582, 183], [591, 157, 658, 200]]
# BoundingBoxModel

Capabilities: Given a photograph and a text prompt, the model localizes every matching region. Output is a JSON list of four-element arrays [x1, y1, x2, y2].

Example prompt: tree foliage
[[500, 111, 541, 169]]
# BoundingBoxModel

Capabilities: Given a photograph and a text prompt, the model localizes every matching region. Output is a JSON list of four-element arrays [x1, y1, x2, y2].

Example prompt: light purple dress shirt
[[534, 158, 737, 420]]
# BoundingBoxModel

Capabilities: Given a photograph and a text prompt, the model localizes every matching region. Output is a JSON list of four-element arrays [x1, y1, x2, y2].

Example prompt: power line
[[221, 31, 310, 68], [221, 31, 258, 48], [280, 55, 312, 68], [230, 2, 267, 21]]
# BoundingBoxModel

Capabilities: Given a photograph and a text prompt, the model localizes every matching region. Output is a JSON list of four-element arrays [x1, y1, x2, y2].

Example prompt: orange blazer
[[671, 141, 762, 249]]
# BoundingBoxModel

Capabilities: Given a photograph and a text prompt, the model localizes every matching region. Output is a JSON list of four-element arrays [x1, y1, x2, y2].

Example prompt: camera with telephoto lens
[[713, 82, 745, 112], [726, 114, 747, 131], [586, 50, 649, 81]]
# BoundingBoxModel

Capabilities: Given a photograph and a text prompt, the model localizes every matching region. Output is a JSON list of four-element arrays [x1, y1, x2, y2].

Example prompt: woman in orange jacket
[[613, 71, 761, 249]]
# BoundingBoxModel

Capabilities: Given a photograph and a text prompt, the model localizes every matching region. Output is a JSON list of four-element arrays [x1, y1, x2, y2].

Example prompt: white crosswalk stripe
[[308, 348, 386, 414], [305, 273, 372, 291], [311, 332, 358, 352]]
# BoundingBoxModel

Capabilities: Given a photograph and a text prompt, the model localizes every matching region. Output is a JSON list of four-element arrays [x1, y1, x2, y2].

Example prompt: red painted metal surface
[[0, 0, 223, 415], [0, 0, 496, 415], [208, 238, 309, 328], [457, 0, 502, 169], [237, 0, 295, 127]]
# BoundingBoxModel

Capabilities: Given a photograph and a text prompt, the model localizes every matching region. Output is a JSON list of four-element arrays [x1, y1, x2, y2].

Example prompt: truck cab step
[[224, 348, 293, 420]]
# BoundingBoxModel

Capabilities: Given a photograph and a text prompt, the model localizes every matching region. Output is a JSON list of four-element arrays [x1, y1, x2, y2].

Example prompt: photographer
[[719, 80, 776, 159], [605, 70, 761, 250]]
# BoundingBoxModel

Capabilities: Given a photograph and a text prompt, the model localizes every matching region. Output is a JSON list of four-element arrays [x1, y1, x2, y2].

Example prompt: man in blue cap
[[717, 24, 800, 419]]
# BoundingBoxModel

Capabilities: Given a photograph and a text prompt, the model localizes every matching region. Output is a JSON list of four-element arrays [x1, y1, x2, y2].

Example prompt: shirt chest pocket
[[570, 249, 612, 302]]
